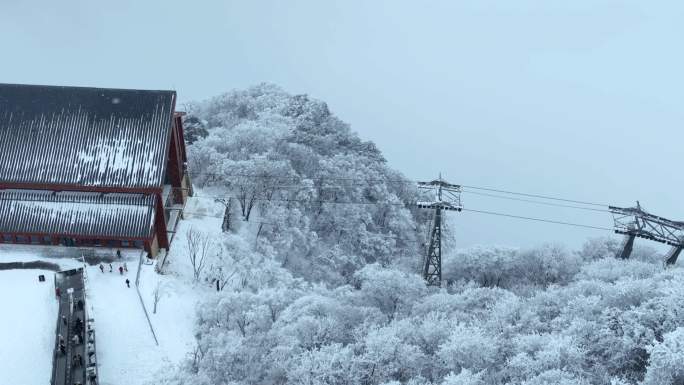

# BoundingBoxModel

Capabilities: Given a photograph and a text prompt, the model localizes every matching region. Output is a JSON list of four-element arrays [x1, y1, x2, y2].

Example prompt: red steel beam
[[0, 182, 162, 195]]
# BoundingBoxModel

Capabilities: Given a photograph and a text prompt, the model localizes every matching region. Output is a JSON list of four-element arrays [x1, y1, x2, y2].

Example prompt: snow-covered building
[[0, 83, 191, 256]]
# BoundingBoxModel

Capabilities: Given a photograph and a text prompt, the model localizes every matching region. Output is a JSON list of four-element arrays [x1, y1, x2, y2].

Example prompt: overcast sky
[[2, 0, 682, 251]]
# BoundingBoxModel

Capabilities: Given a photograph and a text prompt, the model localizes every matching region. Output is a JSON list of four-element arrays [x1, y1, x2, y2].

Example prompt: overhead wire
[[180, 170, 623, 234], [189, 193, 410, 207], [182, 211, 277, 226], [182, 211, 419, 243], [182, 189, 612, 232], [461, 189, 612, 213], [188, 171, 612, 208], [461, 208, 613, 231], [187, 171, 414, 185], [460, 185, 609, 208]]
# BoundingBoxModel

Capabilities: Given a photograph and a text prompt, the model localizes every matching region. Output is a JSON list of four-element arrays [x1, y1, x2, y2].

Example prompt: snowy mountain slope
[[149, 86, 684, 385]]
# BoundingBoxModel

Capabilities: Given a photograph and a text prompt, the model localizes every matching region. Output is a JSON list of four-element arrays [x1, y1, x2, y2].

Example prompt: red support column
[[154, 193, 170, 249], [167, 120, 185, 204]]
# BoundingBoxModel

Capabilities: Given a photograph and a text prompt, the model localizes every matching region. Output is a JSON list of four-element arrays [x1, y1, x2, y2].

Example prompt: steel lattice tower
[[423, 206, 443, 285], [610, 201, 684, 265], [417, 176, 462, 286]]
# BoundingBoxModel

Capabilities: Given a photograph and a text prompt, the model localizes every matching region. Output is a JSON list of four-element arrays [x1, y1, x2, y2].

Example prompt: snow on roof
[[0, 83, 176, 189], [0, 190, 155, 238]]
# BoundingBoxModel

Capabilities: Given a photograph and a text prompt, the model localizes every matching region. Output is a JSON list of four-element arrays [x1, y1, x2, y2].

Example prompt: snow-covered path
[[0, 243, 201, 385], [86, 254, 199, 385], [87, 264, 161, 385], [0, 269, 58, 385]]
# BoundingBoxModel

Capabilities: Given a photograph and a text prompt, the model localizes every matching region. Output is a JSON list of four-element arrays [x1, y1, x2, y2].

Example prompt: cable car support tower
[[417, 177, 462, 286], [609, 201, 684, 265]]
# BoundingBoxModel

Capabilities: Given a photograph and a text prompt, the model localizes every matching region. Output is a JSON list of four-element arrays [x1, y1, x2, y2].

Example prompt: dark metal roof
[[0, 189, 155, 238], [0, 83, 176, 189]]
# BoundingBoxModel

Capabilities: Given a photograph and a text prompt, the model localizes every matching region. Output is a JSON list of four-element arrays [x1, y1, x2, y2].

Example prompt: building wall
[[0, 232, 149, 250], [147, 234, 160, 257]]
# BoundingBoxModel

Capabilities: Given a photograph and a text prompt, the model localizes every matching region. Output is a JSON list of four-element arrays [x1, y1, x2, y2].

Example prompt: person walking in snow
[[99, 263, 104, 273], [117, 249, 122, 259], [125, 278, 130, 288], [74, 317, 83, 334], [123, 262, 128, 272], [59, 342, 66, 355], [118, 265, 124, 275], [108, 263, 113, 272], [62, 315, 67, 326]]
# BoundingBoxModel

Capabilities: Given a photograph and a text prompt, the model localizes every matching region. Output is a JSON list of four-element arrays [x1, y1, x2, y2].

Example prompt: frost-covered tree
[[643, 327, 684, 385], [354, 264, 426, 321], [156, 84, 682, 385], [183, 115, 209, 145], [186, 84, 421, 282], [437, 324, 499, 377], [186, 228, 214, 282], [441, 370, 483, 385]]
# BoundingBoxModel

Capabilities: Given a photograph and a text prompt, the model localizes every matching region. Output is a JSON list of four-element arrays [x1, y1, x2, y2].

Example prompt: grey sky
[[2, 1, 682, 250]]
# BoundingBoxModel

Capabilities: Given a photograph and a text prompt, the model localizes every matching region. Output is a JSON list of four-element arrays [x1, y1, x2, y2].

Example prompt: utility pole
[[417, 176, 462, 286]]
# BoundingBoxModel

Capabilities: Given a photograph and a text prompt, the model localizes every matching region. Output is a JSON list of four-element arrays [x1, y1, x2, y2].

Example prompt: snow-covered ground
[[0, 243, 85, 269], [0, 269, 58, 385], [86, 257, 160, 385], [138, 263, 199, 364], [84, 197, 224, 385], [0, 231, 213, 385], [86, 252, 203, 385]]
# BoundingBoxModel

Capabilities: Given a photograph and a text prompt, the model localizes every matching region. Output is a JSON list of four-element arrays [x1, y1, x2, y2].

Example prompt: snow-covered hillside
[[151, 86, 684, 385]]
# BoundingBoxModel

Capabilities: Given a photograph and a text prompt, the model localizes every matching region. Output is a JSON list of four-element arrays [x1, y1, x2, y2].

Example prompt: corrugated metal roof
[[0, 190, 155, 238], [0, 83, 176, 189]]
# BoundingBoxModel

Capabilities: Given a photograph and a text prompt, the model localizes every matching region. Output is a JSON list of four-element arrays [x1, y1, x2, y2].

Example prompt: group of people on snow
[[97, 249, 131, 288], [99, 261, 127, 275]]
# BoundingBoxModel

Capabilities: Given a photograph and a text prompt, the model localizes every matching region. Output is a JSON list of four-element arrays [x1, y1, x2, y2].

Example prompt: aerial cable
[[461, 190, 611, 213], [188, 172, 612, 208], [461, 185, 609, 208], [187, 171, 414, 185], [461, 208, 613, 231], [189, 193, 410, 207]]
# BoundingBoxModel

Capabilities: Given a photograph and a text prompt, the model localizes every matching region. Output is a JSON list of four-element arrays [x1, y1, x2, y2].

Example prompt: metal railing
[[134, 250, 159, 346], [50, 275, 61, 385], [81, 256, 99, 385]]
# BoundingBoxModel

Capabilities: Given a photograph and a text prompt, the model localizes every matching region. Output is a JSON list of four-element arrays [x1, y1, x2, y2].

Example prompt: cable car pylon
[[417, 175, 462, 286], [609, 201, 684, 265]]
